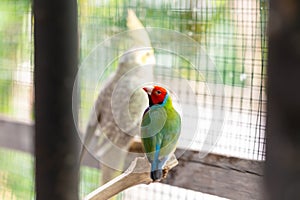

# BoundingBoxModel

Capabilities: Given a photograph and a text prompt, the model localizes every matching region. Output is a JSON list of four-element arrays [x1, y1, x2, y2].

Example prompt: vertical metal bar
[[266, 0, 300, 199], [34, 0, 79, 199]]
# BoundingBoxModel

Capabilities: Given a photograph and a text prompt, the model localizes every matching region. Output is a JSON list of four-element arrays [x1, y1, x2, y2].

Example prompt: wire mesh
[[0, 0, 34, 199], [77, 0, 268, 198], [0, 148, 34, 200], [0, 0, 268, 199], [78, 0, 267, 160], [0, 0, 33, 122], [123, 183, 228, 200]]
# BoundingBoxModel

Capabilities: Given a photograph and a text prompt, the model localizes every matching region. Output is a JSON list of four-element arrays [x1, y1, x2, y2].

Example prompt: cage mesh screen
[[77, 0, 268, 198], [78, 0, 267, 161], [0, 0, 33, 122], [0, 0, 34, 199], [123, 183, 227, 200], [0, 0, 268, 199]]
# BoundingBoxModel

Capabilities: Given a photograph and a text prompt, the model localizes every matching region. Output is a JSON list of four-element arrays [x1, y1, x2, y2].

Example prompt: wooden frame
[[34, 0, 79, 199], [266, 0, 300, 199], [0, 117, 264, 199]]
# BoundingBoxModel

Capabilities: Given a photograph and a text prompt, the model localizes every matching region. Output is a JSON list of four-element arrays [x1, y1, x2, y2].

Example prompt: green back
[[141, 96, 181, 161]]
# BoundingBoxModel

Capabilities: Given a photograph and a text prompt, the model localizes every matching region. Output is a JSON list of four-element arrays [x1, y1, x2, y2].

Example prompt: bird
[[141, 85, 181, 181], [80, 9, 155, 184]]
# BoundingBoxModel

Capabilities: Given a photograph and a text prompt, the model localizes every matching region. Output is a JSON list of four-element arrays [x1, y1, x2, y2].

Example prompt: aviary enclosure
[[0, 0, 299, 200]]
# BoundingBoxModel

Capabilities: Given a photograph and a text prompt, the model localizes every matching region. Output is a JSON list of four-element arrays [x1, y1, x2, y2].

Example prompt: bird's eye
[[156, 90, 161, 95]]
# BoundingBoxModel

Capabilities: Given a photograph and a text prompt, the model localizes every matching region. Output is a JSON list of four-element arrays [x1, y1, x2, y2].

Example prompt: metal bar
[[266, 0, 300, 199], [33, 0, 79, 199]]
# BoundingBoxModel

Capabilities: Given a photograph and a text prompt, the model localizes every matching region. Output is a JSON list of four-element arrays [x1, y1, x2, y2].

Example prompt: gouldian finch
[[141, 86, 181, 181], [80, 9, 155, 184]]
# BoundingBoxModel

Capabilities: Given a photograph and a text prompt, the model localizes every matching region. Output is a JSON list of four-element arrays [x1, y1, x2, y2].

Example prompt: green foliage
[[77, 0, 253, 87], [0, 148, 105, 199], [0, 1, 269, 197], [0, 148, 34, 199], [80, 166, 101, 198], [0, 0, 32, 115]]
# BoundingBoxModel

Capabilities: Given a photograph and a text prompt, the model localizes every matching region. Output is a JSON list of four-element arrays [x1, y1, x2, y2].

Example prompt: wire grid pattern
[[0, 1, 34, 199], [0, 0, 33, 122], [78, 0, 267, 161], [0, 0, 268, 199], [122, 183, 228, 200], [195, 0, 268, 160], [77, 1, 268, 198], [0, 148, 34, 200]]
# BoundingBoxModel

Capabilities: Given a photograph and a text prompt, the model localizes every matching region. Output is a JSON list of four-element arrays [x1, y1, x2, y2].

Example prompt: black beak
[[143, 87, 153, 106]]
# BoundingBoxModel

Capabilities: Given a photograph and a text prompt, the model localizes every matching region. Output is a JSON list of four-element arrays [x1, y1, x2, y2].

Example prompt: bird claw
[[162, 167, 170, 179], [160, 155, 178, 180]]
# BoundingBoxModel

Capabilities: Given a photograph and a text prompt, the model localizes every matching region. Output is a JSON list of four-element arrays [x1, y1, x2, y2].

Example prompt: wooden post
[[34, 0, 79, 199], [266, 0, 300, 199]]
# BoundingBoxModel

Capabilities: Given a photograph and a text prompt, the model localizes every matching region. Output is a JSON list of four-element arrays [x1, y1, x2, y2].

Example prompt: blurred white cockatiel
[[80, 9, 155, 184]]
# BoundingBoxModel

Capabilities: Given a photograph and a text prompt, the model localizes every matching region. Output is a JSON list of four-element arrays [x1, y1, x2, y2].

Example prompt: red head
[[143, 86, 168, 105]]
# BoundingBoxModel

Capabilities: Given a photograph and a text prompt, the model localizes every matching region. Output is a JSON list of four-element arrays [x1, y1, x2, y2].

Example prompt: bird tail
[[151, 169, 162, 181]]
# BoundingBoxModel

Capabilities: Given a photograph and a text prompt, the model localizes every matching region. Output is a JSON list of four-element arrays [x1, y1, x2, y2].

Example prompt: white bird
[[80, 9, 155, 184]]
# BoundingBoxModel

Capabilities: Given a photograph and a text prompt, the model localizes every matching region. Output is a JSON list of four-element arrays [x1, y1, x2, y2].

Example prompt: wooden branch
[[0, 118, 264, 199], [84, 156, 178, 200], [164, 149, 264, 200], [0, 116, 33, 153]]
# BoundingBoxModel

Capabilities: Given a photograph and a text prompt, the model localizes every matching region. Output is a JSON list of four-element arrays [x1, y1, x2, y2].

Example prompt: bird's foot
[[162, 167, 170, 179]]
